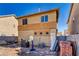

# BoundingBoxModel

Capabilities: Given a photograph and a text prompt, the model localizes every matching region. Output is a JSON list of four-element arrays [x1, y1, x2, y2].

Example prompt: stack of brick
[[59, 41, 72, 56]]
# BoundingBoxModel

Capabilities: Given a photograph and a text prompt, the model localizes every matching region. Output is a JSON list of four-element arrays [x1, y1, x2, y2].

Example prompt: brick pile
[[59, 41, 72, 56]]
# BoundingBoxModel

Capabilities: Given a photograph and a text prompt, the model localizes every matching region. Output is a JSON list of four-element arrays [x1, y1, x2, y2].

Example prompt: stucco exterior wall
[[68, 3, 79, 34], [18, 29, 56, 46], [0, 16, 18, 36], [18, 22, 57, 31], [0, 15, 18, 42]]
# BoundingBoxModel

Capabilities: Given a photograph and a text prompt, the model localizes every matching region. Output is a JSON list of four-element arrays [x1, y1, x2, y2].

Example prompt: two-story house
[[18, 9, 59, 46]]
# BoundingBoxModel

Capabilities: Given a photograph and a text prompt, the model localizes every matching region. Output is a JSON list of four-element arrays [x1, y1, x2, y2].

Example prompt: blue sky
[[0, 3, 71, 32]]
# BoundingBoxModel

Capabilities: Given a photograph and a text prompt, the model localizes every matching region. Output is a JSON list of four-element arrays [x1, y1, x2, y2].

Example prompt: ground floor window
[[40, 32, 42, 35], [34, 32, 50, 35], [46, 32, 49, 34], [34, 32, 37, 35]]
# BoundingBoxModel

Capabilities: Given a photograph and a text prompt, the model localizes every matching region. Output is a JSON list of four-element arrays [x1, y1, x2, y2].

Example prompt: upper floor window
[[41, 16, 44, 22], [45, 15, 48, 22], [41, 15, 48, 22], [22, 19, 27, 25]]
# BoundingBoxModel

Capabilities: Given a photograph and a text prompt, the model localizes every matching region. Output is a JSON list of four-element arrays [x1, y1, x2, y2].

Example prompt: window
[[34, 32, 37, 35], [46, 32, 49, 34], [41, 15, 48, 22], [45, 15, 48, 22], [22, 19, 27, 25], [40, 32, 42, 35], [41, 16, 44, 22]]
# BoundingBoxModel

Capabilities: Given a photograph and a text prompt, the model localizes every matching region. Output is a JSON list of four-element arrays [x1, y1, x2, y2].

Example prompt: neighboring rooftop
[[0, 14, 16, 18]]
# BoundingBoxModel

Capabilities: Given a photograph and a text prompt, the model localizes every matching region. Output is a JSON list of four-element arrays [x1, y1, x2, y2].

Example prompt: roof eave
[[17, 8, 59, 19], [67, 3, 74, 24]]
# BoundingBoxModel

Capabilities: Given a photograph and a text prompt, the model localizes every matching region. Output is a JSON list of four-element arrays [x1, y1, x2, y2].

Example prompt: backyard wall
[[66, 34, 79, 56]]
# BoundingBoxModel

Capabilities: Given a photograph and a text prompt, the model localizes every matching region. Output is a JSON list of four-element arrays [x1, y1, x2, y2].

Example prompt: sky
[[0, 3, 71, 32]]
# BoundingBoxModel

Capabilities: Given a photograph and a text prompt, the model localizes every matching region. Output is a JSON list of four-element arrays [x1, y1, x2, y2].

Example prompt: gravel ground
[[0, 44, 57, 56], [0, 47, 57, 56], [19, 47, 57, 56]]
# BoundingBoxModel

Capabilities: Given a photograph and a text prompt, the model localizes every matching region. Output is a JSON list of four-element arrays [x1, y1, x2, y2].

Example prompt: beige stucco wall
[[0, 16, 18, 36], [68, 3, 79, 34], [18, 29, 56, 46]]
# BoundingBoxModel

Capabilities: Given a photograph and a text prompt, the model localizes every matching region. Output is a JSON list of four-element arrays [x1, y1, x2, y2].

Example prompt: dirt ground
[[0, 46, 57, 56], [0, 46, 20, 56], [19, 47, 57, 56]]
